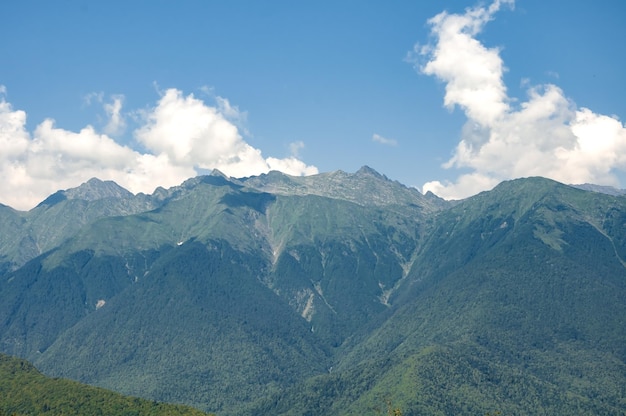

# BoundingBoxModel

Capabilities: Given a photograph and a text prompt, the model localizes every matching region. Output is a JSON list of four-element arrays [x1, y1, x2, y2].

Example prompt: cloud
[[83, 92, 127, 136], [83, 91, 104, 107], [198, 86, 251, 137], [289, 141, 305, 158], [134, 88, 317, 178], [416, 1, 626, 200], [413, 0, 513, 127], [215, 96, 246, 124], [372, 133, 397, 146], [0, 86, 317, 210], [267, 156, 319, 176], [103, 95, 126, 136], [0, 92, 29, 159]]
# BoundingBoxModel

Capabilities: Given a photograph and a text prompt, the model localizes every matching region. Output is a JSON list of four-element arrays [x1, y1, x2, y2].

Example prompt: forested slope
[[1, 172, 626, 414], [0, 353, 211, 416]]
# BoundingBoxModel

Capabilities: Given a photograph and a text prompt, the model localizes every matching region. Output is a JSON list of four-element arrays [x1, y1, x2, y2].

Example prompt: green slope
[[0, 353, 211, 416], [0, 205, 29, 275], [264, 193, 426, 347], [253, 177, 626, 415], [17, 170, 430, 414], [2, 173, 626, 415], [0, 178, 159, 275], [35, 240, 330, 415]]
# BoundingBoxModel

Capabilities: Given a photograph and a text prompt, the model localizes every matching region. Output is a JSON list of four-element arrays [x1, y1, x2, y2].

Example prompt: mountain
[[1, 170, 625, 414], [238, 166, 445, 211], [572, 182, 626, 196], [0, 168, 441, 414], [0, 353, 211, 415], [0, 178, 160, 274], [253, 177, 626, 415], [37, 177, 135, 206]]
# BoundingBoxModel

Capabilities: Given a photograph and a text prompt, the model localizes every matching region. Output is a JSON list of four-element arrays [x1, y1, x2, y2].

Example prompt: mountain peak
[[210, 169, 228, 178], [355, 165, 385, 179], [238, 168, 445, 214], [37, 178, 133, 207], [65, 178, 133, 201]]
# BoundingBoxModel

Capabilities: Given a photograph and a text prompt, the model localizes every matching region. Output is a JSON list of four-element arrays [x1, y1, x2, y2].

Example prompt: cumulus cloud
[[414, 0, 626, 199], [135, 89, 261, 171], [215, 96, 248, 127], [0, 86, 317, 210], [372, 133, 397, 146], [267, 156, 319, 176], [266, 141, 318, 175]]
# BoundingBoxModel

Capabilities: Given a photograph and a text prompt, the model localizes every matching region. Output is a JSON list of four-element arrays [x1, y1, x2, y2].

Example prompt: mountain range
[[0, 167, 625, 415]]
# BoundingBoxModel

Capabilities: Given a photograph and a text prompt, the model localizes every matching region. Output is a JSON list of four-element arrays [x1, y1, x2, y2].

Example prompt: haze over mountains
[[1, 168, 625, 415]]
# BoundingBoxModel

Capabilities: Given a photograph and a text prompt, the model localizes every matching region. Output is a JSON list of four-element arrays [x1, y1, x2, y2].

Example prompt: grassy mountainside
[[0, 168, 438, 415], [264, 193, 425, 347], [35, 240, 330, 414], [0, 178, 159, 275], [0, 353, 210, 416], [1, 173, 626, 414], [0, 205, 27, 275], [253, 177, 626, 414]]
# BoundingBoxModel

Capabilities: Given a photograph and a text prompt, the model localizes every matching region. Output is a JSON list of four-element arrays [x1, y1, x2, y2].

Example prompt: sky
[[1, 0, 625, 210]]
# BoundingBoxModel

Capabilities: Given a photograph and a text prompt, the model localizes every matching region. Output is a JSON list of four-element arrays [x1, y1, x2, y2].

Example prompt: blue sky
[[1, 0, 625, 209]]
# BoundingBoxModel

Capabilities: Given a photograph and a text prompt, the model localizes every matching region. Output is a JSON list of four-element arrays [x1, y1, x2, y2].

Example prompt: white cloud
[[198, 86, 251, 137], [416, 0, 626, 199], [215, 96, 245, 124], [83, 92, 126, 136], [267, 156, 319, 176], [134, 88, 318, 178], [103, 95, 126, 136], [372, 133, 397, 146], [423, 173, 500, 200], [0, 87, 317, 210], [0, 93, 29, 159]]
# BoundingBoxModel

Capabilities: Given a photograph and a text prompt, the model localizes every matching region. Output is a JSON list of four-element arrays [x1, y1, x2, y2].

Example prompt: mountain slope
[[0, 204, 28, 275], [35, 240, 330, 414], [253, 177, 626, 415], [0, 167, 438, 415], [0, 353, 210, 416], [0, 178, 159, 274], [1, 173, 626, 414], [240, 165, 445, 213]]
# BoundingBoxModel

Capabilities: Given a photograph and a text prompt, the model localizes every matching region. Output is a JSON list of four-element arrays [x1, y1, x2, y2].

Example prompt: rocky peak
[[355, 165, 386, 179], [37, 178, 133, 207], [64, 178, 134, 201]]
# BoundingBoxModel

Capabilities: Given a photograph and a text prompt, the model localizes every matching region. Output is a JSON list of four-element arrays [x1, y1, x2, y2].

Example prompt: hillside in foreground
[[0, 353, 211, 416]]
